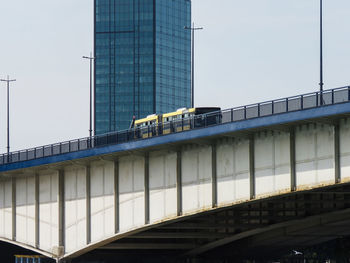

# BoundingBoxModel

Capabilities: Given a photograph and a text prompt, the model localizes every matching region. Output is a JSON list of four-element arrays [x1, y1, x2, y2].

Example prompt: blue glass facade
[[94, 0, 191, 135]]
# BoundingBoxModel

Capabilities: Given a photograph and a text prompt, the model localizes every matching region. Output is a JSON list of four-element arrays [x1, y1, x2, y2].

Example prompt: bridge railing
[[1, 86, 349, 166]]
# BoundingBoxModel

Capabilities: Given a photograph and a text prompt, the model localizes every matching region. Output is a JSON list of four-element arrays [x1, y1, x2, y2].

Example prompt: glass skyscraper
[[94, 0, 191, 135]]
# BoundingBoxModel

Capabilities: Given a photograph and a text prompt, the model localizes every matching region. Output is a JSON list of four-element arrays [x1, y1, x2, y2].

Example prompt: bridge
[[1, 87, 350, 262]]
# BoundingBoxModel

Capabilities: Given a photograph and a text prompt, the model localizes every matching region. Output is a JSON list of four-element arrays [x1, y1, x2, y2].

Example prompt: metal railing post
[[286, 98, 289, 112], [244, 106, 247, 119], [332, 89, 334, 104], [301, 95, 304, 110], [231, 108, 234, 122]]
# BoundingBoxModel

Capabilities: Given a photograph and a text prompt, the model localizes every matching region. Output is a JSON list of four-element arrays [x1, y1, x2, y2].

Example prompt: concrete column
[[58, 170, 65, 250], [334, 122, 341, 183], [177, 150, 182, 216], [249, 136, 255, 200], [290, 128, 296, 191], [11, 177, 16, 241], [212, 143, 217, 208], [86, 165, 91, 244], [35, 173, 39, 248], [144, 153, 150, 224], [114, 160, 119, 233]]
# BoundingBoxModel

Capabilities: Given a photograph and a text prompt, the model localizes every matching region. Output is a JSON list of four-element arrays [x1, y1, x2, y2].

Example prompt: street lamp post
[[0, 76, 16, 157], [185, 22, 203, 108], [83, 53, 95, 138], [319, 0, 324, 105]]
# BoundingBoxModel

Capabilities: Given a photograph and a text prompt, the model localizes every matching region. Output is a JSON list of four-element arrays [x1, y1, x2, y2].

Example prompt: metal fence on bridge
[[1, 86, 349, 166]]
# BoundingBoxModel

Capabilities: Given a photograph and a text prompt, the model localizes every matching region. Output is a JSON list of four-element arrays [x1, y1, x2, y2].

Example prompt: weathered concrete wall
[[255, 131, 291, 196], [0, 118, 350, 258], [149, 151, 177, 223], [91, 161, 114, 243], [16, 176, 35, 246], [0, 180, 13, 239], [340, 119, 350, 181], [217, 138, 250, 205], [182, 145, 212, 213], [39, 172, 58, 252], [65, 166, 87, 253], [296, 124, 334, 188], [119, 156, 144, 232]]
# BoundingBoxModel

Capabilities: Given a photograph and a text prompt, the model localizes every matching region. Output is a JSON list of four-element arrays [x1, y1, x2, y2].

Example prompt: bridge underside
[[74, 182, 350, 262]]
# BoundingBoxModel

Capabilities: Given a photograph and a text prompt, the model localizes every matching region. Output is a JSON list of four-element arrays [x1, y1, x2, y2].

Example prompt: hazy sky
[[0, 0, 349, 152]]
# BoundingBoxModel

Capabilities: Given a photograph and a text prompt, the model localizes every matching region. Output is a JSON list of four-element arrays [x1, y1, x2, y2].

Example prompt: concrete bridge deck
[[0, 87, 350, 261]]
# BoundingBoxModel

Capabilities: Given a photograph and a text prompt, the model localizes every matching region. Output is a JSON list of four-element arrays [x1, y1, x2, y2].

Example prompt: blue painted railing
[[1, 86, 349, 166]]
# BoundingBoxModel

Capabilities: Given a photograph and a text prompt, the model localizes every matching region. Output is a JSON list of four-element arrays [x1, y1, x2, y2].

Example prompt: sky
[[0, 0, 349, 152]]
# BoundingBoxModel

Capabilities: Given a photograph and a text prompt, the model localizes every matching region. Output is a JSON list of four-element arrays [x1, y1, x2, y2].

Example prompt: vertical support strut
[[334, 122, 341, 183], [12, 177, 16, 241], [144, 153, 150, 224], [249, 136, 255, 200], [58, 170, 65, 250], [290, 127, 297, 191], [114, 160, 119, 233], [177, 150, 182, 216], [212, 143, 217, 208], [35, 174, 40, 248], [86, 165, 91, 244]]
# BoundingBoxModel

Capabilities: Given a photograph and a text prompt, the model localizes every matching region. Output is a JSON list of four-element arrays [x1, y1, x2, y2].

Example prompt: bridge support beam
[[35, 173, 39, 248], [334, 122, 341, 184], [177, 150, 182, 216], [290, 128, 296, 191], [144, 154, 150, 225], [212, 143, 217, 208], [12, 177, 16, 241], [86, 165, 91, 244], [114, 160, 119, 233], [58, 170, 65, 252], [249, 136, 255, 200]]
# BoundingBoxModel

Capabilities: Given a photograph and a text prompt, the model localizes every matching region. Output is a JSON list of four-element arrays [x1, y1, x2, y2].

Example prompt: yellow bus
[[162, 108, 196, 134], [132, 107, 221, 139], [134, 114, 161, 138]]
